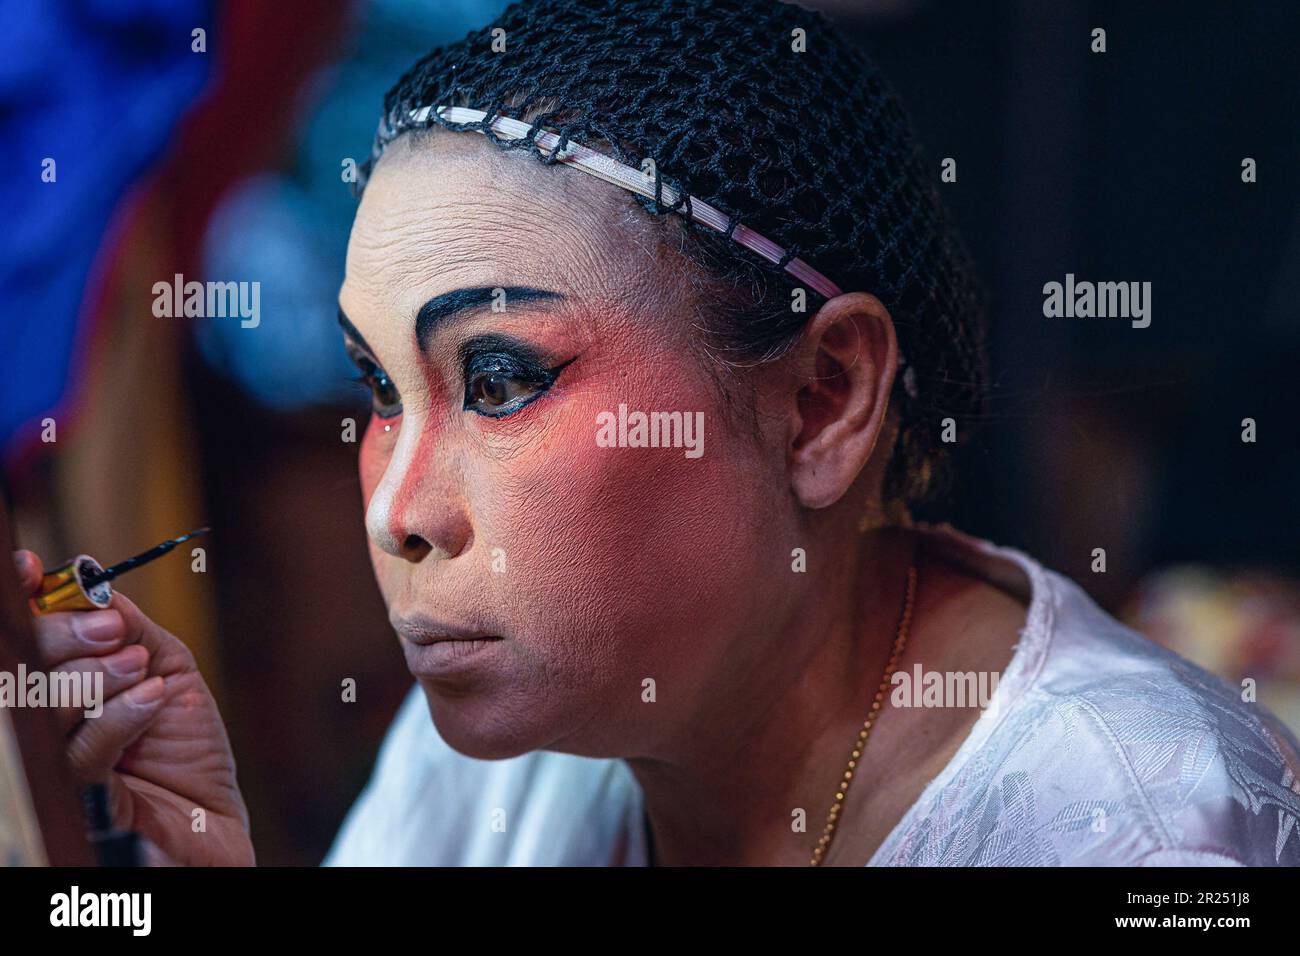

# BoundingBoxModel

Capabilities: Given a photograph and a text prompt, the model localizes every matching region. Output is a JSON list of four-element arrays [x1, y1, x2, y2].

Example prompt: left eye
[[464, 360, 552, 417], [460, 340, 574, 418], [467, 370, 539, 411]]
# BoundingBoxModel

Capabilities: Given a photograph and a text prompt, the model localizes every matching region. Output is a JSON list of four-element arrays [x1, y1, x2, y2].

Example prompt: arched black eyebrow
[[338, 288, 565, 358], [415, 286, 565, 354]]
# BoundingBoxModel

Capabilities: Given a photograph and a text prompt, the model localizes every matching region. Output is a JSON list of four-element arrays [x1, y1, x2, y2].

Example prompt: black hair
[[361, 0, 988, 512]]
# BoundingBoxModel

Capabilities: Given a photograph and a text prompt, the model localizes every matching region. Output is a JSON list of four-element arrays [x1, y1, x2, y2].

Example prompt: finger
[[12, 549, 44, 598], [65, 676, 165, 782], [50, 644, 150, 734], [30, 608, 125, 667], [109, 591, 195, 668]]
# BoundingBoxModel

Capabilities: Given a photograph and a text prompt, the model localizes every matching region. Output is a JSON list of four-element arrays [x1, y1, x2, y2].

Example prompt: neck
[[626, 524, 920, 866]]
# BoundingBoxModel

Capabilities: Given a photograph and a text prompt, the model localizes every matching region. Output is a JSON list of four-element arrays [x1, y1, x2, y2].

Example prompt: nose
[[364, 420, 472, 563]]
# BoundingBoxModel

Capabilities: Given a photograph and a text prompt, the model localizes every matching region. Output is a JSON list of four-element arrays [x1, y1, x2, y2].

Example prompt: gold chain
[[809, 563, 918, 866]]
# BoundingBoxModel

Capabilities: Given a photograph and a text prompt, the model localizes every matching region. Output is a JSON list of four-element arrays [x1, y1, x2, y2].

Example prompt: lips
[[391, 614, 507, 679], [391, 613, 501, 646]]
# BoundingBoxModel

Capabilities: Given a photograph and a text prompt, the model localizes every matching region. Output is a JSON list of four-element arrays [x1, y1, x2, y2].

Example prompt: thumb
[[11, 549, 45, 599]]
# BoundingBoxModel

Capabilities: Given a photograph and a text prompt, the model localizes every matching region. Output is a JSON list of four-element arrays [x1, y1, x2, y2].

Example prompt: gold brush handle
[[30, 555, 114, 615]]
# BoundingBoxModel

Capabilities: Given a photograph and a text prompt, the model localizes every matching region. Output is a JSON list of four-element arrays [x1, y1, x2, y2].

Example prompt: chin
[[417, 681, 553, 760]]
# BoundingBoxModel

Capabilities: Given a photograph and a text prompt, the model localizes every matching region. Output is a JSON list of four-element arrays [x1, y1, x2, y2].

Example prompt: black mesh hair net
[[361, 0, 988, 499]]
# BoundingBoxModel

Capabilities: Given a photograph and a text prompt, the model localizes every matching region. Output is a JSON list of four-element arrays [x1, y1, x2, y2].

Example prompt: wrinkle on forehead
[[344, 130, 682, 327]]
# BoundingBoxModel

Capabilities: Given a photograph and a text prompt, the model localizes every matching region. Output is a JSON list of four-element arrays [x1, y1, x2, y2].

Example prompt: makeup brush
[[30, 527, 210, 615]]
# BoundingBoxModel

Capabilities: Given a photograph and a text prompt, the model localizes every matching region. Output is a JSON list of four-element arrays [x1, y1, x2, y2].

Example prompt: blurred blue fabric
[[1, 0, 513, 458], [196, 0, 512, 410], [1, 0, 213, 463]]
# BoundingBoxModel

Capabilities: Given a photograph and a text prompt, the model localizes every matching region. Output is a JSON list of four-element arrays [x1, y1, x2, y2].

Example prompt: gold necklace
[[810, 563, 918, 866]]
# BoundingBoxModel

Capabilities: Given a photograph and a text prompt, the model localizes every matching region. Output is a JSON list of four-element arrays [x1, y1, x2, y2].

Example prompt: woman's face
[[339, 131, 799, 760]]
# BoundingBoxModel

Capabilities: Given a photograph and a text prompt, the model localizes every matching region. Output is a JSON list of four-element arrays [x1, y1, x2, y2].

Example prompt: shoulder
[[880, 560, 1300, 867], [323, 685, 642, 865]]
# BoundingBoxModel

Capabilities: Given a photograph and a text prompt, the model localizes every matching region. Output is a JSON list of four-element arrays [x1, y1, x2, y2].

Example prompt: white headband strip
[[406, 105, 843, 299]]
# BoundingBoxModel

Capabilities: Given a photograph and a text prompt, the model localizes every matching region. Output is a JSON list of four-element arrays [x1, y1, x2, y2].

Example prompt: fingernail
[[127, 677, 165, 707], [12, 551, 29, 574], [103, 648, 147, 678], [75, 611, 121, 644]]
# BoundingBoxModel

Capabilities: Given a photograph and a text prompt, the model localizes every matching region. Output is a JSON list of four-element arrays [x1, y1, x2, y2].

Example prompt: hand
[[13, 550, 254, 866]]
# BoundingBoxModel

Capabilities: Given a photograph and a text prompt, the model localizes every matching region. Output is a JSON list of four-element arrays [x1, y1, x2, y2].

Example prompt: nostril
[[401, 534, 433, 562]]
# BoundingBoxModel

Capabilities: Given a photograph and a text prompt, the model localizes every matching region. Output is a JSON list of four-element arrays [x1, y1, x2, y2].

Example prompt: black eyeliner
[[460, 336, 576, 418]]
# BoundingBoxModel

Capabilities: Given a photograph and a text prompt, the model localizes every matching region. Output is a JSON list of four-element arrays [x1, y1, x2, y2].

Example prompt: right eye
[[347, 349, 403, 419]]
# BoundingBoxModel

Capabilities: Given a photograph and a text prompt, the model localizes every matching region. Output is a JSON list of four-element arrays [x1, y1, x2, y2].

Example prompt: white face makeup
[[338, 129, 805, 763]]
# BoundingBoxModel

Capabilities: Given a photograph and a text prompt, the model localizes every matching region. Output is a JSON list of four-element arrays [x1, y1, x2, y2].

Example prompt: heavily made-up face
[[338, 131, 800, 760]]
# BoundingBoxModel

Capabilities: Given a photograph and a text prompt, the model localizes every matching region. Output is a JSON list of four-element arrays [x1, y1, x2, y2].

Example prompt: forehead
[[341, 130, 672, 332]]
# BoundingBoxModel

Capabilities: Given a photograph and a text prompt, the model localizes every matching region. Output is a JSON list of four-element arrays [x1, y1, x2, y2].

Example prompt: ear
[[787, 292, 898, 509]]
